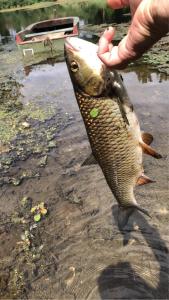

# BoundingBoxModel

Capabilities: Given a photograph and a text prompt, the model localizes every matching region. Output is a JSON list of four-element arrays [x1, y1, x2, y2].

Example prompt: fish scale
[[65, 37, 162, 225], [76, 91, 140, 207]]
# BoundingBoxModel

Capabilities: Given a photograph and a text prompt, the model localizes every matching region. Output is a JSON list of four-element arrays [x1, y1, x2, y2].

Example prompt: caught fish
[[64, 37, 162, 228]]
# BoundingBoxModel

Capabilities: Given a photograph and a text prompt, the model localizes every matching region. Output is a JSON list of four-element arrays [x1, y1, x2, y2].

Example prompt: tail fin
[[117, 205, 151, 230], [117, 207, 134, 230], [135, 205, 151, 218]]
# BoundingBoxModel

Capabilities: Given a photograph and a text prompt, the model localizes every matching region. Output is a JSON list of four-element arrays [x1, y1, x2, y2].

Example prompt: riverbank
[[0, 0, 107, 13], [0, 1, 57, 13], [0, 0, 99, 13]]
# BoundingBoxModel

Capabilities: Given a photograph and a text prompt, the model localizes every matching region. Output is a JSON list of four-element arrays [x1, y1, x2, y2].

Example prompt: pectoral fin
[[136, 174, 155, 186], [141, 132, 153, 145], [82, 153, 97, 166], [139, 142, 162, 159]]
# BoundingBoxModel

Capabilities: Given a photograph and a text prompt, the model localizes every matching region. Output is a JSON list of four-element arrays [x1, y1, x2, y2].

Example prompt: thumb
[[107, 0, 130, 9], [98, 27, 130, 68]]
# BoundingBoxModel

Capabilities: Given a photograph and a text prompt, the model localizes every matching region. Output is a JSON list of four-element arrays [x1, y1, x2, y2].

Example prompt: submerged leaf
[[40, 208, 47, 215], [34, 214, 41, 222], [31, 206, 37, 213], [38, 202, 45, 209]]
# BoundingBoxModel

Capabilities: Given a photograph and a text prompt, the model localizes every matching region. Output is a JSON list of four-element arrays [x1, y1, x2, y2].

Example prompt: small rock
[[21, 121, 30, 129]]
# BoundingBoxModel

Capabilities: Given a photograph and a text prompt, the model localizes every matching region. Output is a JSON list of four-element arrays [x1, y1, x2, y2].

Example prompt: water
[[0, 2, 169, 299], [0, 1, 130, 41], [1, 59, 169, 299]]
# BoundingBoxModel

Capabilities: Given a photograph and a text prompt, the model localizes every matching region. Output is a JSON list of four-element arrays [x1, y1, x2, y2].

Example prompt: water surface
[[0, 1, 130, 40], [0, 2, 169, 299]]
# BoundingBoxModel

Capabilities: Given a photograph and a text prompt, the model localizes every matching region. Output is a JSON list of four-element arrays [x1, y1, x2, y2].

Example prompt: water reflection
[[125, 65, 168, 84], [0, 1, 130, 39]]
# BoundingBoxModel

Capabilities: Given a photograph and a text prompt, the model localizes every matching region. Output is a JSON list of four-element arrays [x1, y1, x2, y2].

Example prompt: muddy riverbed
[[0, 8, 169, 299]]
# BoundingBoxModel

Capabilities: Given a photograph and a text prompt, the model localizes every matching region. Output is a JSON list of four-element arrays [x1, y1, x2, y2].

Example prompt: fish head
[[64, 37, 108, 96]]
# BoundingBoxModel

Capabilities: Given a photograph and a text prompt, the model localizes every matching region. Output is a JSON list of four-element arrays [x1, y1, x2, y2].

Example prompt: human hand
[[98, 0, 169, 69]]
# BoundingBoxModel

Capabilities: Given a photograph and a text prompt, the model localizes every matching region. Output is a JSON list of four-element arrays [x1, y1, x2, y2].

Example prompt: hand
[[98, 0, 169, 69]]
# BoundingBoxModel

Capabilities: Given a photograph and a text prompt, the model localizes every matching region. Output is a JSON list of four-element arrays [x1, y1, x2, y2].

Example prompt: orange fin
[[139, 142, 162, 159], [136, 174, 155, 186], [141, 132, 153, 145]]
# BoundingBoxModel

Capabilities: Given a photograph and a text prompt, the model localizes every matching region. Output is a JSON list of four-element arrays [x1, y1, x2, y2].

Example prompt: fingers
[[98, 26, 115, 55], [107, 0, 130, 9], [98, 46, 128, 69], [98, 46, 129, 69], [98, 27, 129, 69]]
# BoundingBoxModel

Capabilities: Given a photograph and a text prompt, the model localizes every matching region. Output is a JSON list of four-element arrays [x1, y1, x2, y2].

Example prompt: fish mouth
[[65, 37, 99, 54], [65, 37, 79, 52]]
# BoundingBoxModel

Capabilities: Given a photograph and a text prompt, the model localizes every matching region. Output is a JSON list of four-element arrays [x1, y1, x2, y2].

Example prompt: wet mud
[[0, 10, 169, 298], [0, 55, 169, 298]]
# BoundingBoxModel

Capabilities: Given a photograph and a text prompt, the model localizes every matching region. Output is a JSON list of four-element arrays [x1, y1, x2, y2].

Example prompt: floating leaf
[[38, 202, 45, 209], [31, 206, 37, 213], [40, 208, 47, 215], [34, 214, 41, 222], [90, 108, 99, 118]]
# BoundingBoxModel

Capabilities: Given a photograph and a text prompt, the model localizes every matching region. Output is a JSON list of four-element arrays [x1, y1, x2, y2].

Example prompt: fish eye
[[70, 61, 79, 72]]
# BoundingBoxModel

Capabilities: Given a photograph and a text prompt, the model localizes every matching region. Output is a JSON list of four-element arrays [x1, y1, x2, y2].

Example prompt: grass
[[0, 0, 101, 13], [0, 1, 57, 13]]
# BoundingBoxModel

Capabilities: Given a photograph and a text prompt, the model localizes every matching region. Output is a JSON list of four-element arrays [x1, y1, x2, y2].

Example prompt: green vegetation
[[0, 0, 55, 10]]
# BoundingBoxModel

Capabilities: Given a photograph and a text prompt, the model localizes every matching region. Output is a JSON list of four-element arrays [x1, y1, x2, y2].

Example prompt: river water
[[0, 2, 169, 299], [0, 1, 130, 39]]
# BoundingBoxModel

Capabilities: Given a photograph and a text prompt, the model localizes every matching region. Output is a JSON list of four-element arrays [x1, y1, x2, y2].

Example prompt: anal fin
[[139, 141, 162, 159], [141, 132, 153, 145], [136, 174, 155, 186]]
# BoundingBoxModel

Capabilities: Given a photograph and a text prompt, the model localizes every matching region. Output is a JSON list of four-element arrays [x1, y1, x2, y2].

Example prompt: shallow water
[[0, 56, 169, 298], [0, 2, 169, 298]]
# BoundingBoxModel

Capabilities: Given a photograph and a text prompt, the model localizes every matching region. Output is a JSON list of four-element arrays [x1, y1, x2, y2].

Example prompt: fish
[[64, 37, 162, 228]]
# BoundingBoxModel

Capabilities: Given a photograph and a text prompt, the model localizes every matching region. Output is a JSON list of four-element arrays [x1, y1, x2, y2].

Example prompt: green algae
[[0, 72, 62, 180], [24, 102, 55, 121], [0, 114, 18, 143], [0, 78, 56, 145], [141, 50, 169, 76]]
